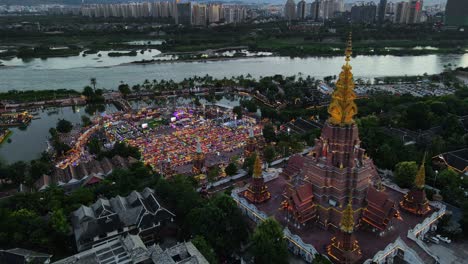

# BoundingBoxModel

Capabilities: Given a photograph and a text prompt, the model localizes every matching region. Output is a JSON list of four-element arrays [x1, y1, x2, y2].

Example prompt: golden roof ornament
[[328, 32, 358, 126], [340, 190, 355, 233], [414, 153, 427, 189], [253, 154, 262, 179]]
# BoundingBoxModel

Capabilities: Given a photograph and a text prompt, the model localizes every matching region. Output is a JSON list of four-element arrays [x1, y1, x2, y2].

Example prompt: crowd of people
[[54, 105, 262, 173], [104, 107, 261, 171]]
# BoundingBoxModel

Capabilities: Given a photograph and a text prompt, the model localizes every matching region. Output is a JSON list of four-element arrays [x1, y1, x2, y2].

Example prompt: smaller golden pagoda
[[327, 191, 362, 264], [400, 154, 431, 216], [243, 154, 271, 204]]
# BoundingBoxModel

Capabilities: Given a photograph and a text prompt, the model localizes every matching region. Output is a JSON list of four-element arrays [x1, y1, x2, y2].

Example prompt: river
[[0, 53, 467, 91]]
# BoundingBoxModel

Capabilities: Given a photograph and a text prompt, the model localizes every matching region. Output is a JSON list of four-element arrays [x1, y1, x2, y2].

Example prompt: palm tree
[[90, 78, 97, 92]]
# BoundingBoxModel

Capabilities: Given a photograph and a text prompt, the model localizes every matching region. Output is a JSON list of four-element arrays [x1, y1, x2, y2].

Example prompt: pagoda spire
[[414, 153, 426, 189], [340, 197, 355, 233], [328, 32, 358, 126], [253, 154, 263, 179]]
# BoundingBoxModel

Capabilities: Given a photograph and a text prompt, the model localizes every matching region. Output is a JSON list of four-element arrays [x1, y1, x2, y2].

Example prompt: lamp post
[[434, 170, 438, 188]]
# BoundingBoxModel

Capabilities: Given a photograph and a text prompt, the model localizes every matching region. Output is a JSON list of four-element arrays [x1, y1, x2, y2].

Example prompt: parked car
[[436, 234, 451, 243], [430, 237, 440, 244]]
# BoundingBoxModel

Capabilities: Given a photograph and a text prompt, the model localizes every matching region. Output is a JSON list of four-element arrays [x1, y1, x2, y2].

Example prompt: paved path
[[427, 241, 468, 264]]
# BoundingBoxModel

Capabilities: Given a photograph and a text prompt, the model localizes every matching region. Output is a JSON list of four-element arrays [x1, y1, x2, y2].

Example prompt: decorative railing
[[409, 202, 446, 237], [364, 237, 425, 264]]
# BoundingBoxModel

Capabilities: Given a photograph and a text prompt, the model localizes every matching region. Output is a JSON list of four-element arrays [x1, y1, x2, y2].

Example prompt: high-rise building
[[445, 0, 468, 26], [208, 4, 221, 23], [297, 0, 307, 20], [378, 0, 387, 23], [311, 0, 321, 21], [394, 1, 409, 23], [192, 4, 207, 26], [177, 2, 192, 26], [284, 0, 296, 20], [351, 2, 377, 24], [407, 0, 423, 24]]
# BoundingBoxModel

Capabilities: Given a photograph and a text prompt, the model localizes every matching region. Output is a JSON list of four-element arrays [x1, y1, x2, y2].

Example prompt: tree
[[82, 86, 94, 98], [460, 200, 468, 237], [192, 236, 217, 264], [233, 106, 243, 119], [394, 161, 418, 188], [118, 83, 131, 98], [251, 218, 288, 264], [87, 137, 102, 155], [90, 77, 97, 92], [405, 102, 431, 130], [81, 115, 92, 127], [6, 161, 29, 186], [30, 160, 51, 183], [225, 163, 238, 176], [56, 119, 73, 133], [262, 124, 276, 143], [50, 209, 69, 235], [188, 195, 248, 257], [263, 146, 276, 165]]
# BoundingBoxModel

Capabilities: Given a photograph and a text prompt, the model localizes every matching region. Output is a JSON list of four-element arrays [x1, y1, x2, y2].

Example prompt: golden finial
[[414, 153, 427, 189], [253, 153, 262, 179], [345, 32, 352, 63], [340, 189, 355, 233], [327, 32, 357, 126]]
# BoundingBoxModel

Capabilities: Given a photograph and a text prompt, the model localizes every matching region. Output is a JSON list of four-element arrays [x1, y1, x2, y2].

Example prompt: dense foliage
[[251, 218, 288, 264]]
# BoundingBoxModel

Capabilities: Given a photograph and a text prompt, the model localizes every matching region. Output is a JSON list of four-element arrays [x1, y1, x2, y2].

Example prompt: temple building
[[232, 33, 445, 264], [327, 195, 362, 264], [361, 187, 398, 232], [243, 154, 271, 204], [244, 127, 257, 157], [192, 139, 206, 175], [282, 182, 316, 226], [280, 34, 396, 230], [400, 157, 431, 216]]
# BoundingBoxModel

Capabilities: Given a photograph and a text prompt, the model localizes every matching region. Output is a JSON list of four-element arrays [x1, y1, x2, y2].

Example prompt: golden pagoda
[[244, 154, 271, 204], [400, 154, 431, 216], [327, 192, 362, 264], [328, 33, 358, 126]]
